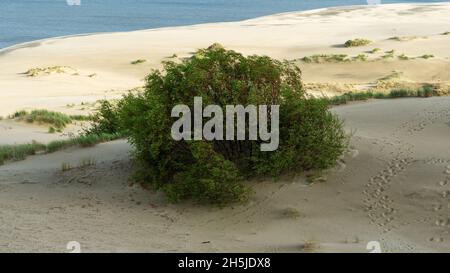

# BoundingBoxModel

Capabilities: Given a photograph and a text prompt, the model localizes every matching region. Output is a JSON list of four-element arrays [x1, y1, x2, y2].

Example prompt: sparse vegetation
[[352, 54, 368, 62], [301, 54, 350, 63], [79, 157, 96, 168], [9, 109, 91, 130], [300, 240, 319, 252], [323, 86, 438, 106], [344, 38, 372, 47], [46, 132, 121, 153], [61, 162, 73, 172], [368, 48, 381, 54], [24, 66, 74, 77], [0, 132, 121, 166], [388, 36, 424, 41], [131, 59, 146, 65], [442, 31, 450, 35], [282, 207, 302, 218], [0, 141, 46, 165], [378, 70, 403, 81], [418, 54, 434, 59], [12, 109, 72, 129], [398, 54, 410, 60], [382, 50, 395, 59]]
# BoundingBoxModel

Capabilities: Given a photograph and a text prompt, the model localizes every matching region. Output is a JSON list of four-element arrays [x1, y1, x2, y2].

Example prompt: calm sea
[[0, 0, 445, 49]]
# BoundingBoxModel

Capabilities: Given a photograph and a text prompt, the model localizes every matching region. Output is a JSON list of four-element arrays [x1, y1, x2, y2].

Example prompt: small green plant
[[0, 141, 46, 165], [131, 59, 146, 65], [301, 54, 350, 63], [418, 54, 434, 59], [353, 54, 368, 62], [442, 31, 450, 35], [282, 207, 302, 218], [12, 109, 72, 129], [368, 48, 381, 54], [79, 157, 96, 168], [398, 54, 410, 60], [48, 126, 56, 133], [382, 50, 395, 59], [69, 115, 92, 121], [300, 240, 319, 252], [378, 70, 403, 81], [323, 87, 438, 106], [24, 66, 73, 77], [389, 36, 425, 42], [61, 162, 73, 172], [344, 38, 372, 47]]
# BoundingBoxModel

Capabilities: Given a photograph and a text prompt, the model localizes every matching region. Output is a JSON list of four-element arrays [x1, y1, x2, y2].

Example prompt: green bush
[[97, 45, 347, 205], [86, 100, 122, 135]]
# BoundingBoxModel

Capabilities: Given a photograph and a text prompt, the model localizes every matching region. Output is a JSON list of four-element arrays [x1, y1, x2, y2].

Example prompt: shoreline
[[1, 2, 447, 54]]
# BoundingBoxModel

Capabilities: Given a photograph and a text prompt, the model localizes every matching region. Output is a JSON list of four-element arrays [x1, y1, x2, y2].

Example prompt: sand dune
[[1, 3, 450, 116], [1, 97, 449, 252], [1, 3, 450, 252]]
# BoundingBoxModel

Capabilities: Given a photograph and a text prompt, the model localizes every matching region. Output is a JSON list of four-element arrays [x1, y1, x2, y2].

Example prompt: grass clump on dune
[[442, 31, 450, 35], [418, 54, 434, 59], [388, 36, 426, 42], [10, 109, 92, 130], [301, 54, 350, 63], [344, 38, 372, 47], [131, 59, 146, 65], [381, 50, 395, 59], [352, 54, 368, 62], [368, 48, 381, 54], [12, 109, 72, 129], [0, 141, 46, 165], [24, 66, 74, 77], [0, 132, 122, 166], [324, 86, 437, 106], [45, 132, 121, 153], [398, 54, 410, 60]]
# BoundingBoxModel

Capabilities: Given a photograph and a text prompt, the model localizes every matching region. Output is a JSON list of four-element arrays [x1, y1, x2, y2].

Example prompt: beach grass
[[418, 54, 434, 59], [323, 86, 437, 106], [368, 48, 381, 54], [0, 141, 47, 165], [344, 38, 372, 47], [0, 132, 122, 166], [9, 109, 91, 129], [301, 54, 350, 63]]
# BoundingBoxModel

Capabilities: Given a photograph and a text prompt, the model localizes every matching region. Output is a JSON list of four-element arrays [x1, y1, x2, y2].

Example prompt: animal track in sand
[[428, 163, 450, 244], [363, 156, 413, 233], [395, 101, 450, 136]]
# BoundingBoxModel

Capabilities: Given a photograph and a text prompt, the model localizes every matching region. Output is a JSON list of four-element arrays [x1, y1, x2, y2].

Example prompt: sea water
[[0, 0, 445, 49]]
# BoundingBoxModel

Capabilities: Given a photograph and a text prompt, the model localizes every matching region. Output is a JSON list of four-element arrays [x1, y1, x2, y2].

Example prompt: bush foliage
[[94, 45, 348, 205]]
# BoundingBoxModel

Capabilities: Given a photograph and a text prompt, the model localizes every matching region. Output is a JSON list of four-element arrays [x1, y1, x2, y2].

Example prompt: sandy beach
[[1, 3, 450, 252]]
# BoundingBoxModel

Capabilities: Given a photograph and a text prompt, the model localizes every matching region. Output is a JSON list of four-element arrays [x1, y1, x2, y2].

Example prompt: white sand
[[0, 3, 450, 252], [1, 3, 450, 116]]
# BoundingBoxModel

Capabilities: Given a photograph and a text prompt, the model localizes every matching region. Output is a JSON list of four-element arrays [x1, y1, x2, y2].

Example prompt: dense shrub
[[87, 100, 122, 135], [96, 45, 348, 205]]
